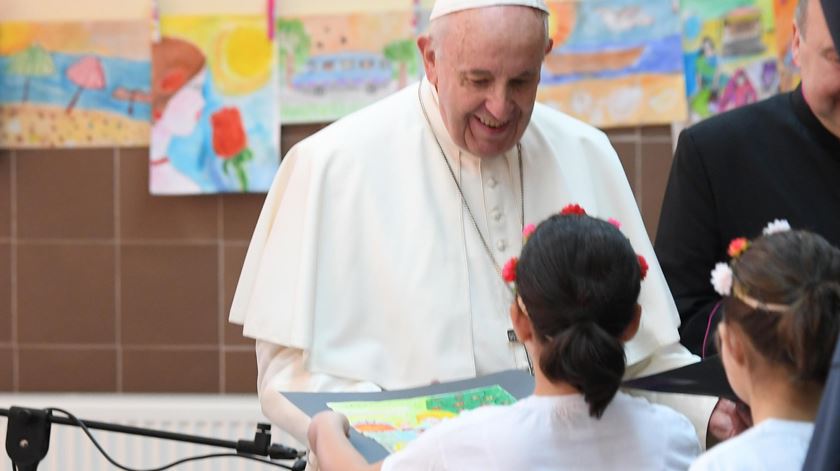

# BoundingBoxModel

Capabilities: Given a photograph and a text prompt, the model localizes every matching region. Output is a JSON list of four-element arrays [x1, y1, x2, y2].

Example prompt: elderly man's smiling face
[[418, 6, 552, 158]]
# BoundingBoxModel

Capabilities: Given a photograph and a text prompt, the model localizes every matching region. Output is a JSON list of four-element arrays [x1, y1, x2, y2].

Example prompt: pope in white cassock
[[230, 0, 719, 448]]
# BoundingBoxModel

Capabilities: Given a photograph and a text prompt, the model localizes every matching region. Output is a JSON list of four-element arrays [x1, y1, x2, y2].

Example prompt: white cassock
[[230, 78, 716, 445]]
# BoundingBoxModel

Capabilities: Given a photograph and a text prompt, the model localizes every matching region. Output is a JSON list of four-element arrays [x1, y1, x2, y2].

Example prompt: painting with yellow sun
[[150, 15, 279, 195]]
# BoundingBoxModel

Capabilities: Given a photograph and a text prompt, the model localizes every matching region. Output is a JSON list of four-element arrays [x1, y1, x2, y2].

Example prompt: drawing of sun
[[0, 22, 34, 55], [416, 410, 456, 422], [212, 25, 273, 95], [547, 2, 577, 47]]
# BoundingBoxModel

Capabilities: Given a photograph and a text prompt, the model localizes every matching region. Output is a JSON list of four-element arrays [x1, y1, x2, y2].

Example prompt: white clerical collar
[[419, 77, 517, 169]]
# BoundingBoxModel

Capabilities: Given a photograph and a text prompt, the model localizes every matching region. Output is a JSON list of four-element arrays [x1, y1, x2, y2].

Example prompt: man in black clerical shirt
[[656, 0, 840, 357]]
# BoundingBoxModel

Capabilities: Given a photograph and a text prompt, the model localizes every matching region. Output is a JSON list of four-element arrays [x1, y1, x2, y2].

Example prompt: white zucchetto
[[429, 0, 549, 21]]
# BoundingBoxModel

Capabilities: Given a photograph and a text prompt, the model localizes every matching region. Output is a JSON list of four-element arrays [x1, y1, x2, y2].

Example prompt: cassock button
[[496, 239, 507, 251], [492, 210, 503, 221], [488, 177, 498, 188]]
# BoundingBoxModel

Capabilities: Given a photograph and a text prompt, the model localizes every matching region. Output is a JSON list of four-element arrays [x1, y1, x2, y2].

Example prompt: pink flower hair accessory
[[709, 218, 792, 298], [522, 223, 536, 240]]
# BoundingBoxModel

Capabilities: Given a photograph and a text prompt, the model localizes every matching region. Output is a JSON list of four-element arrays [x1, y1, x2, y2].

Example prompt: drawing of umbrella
[[6, 43, 55, 102], [65, 56, 106, 114], [211, 107, 252, 191], [112, 87, 152, 116]]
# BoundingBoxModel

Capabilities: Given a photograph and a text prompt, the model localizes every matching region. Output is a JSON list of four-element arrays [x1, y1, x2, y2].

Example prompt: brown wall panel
[[0, 123, 675, 393]]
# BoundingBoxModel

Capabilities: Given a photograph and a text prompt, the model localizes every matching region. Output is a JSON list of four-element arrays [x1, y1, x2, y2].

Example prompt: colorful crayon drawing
[[774, 0, 800, 91], [277, 10, 421, 124], [328, 385, 516, 453], [151, 15, 279, 194], [537, 0, 687, 127], [681, 0, 779, 122], [0, 21, 150, 148]]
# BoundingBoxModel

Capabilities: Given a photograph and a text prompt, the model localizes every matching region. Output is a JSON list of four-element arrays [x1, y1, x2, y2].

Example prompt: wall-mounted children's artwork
[[151, 15, 279, 194], [0, 21, 151, 148], [277, 10, 421, 124], [773, 0, 800, 92], [537, 0, 687, 128], [681, 0, 779, 122]]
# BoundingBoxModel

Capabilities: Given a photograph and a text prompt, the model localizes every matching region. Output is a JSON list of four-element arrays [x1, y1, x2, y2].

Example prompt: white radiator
[[0, 394, 301, 471]]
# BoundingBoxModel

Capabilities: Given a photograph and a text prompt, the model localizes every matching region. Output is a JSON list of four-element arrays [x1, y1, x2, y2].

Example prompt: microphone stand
[[1, 406, 306, 471]]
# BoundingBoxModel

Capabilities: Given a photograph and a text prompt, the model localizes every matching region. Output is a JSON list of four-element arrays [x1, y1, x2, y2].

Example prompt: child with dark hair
[[307, 209, 700, 471], [691, 225, 840, 471]]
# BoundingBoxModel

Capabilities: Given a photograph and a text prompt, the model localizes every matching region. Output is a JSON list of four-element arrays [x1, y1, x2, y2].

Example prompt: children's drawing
[[773, 0, 800, 91], [328, 385, 516, 453], [277, 10, 421, 124], [0, 21, 150, 148], [151, 15, 279, 194], [537, 0, 687, 127], [681, 0, 779, 121]]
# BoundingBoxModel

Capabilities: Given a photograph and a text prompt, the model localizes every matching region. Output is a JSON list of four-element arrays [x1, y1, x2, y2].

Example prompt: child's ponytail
[[540, 321, 626, 418]]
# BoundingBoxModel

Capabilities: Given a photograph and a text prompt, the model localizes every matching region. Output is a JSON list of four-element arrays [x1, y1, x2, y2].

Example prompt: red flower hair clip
[[727, 237, 749, 258], [502, 257, 518, 283], [560, 203, 586, 216], [637, 254, 649, 280]]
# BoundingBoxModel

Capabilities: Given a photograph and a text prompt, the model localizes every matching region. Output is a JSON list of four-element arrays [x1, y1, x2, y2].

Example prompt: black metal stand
[[1, 406, 306, 471]]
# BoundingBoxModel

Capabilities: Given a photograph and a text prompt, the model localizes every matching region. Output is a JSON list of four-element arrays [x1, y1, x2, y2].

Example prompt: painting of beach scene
[[0, 20, 151, 148], [151, 15, 279, 194], [681, 0, 779, 122], [537, 0, 687, 128], [277, 9, 421, 124]]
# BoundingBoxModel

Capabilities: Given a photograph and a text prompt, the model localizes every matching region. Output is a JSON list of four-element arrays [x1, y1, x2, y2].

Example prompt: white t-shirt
[[689, 419, 814, 471], [381, 392, 700, 471]]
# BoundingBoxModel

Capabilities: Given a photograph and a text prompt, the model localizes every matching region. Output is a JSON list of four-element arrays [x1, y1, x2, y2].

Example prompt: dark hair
[[515, 214, 641, 418], [725, 230, 840, 385]]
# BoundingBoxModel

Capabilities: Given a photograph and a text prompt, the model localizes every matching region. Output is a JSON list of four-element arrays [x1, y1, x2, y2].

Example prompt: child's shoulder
[[689, 420, 813, 471], [609, 393, 700, 448], [610, 392, 695, 428]]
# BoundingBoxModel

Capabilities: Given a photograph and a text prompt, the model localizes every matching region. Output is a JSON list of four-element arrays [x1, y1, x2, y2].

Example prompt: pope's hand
[[707, 398, 752, 446], [308, 411, 350, 450]]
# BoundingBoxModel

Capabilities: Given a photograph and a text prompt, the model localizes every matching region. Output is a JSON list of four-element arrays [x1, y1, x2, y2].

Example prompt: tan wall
[[0, 122, 674, 393]]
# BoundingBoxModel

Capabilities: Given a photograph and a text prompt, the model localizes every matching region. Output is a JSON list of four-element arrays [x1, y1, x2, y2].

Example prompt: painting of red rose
[[211, 107, 247, 158]]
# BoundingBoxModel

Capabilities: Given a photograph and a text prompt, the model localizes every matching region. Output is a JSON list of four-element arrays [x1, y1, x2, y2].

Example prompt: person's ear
[[510, 297, 534, 343], [544, 38, 554, 56], [792, 19, 803, 68], [719, 323, 747, 367], [417, 35, 438, 85], [619, 304, 642, 342]]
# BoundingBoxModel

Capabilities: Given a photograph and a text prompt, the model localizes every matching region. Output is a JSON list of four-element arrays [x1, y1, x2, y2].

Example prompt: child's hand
[[308, 411, 351, 450], [707, 398, 752, 446]]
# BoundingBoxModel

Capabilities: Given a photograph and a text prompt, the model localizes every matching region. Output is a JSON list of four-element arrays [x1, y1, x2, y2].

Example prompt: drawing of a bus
[[292, 52, 393, 95]]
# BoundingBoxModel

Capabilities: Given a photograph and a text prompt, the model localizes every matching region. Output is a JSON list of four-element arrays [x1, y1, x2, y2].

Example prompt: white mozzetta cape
[[230, 79, 682, 390]]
